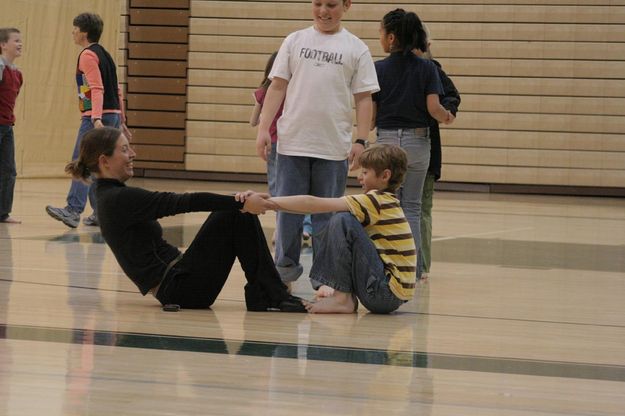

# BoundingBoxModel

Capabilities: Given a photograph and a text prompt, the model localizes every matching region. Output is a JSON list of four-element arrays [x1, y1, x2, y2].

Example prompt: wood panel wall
[[130, 0, 625, 194], [124, 0, 189, 171]]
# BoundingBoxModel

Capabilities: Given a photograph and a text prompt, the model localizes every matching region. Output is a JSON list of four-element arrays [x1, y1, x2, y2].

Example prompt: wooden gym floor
[[0, 178, 624, 415]]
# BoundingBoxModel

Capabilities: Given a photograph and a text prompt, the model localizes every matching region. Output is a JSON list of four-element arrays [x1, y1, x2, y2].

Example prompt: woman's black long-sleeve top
[[94, 178, 244, 295]]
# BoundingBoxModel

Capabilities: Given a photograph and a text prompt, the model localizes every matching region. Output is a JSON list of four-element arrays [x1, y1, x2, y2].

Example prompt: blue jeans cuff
[[276, 264, 304, 283], [308, 274, 350, 293]]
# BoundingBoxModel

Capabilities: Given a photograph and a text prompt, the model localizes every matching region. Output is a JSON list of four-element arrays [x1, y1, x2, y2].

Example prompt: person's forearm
[[118, 85, 126, 124], [269, 195, 348, 214], [371, 101, 377, 130], [430, 104, 449, 123], [427, 94, 450, 123], [258, 79, 287, 131], [250, 101, 261, 126], [354, 92, 372, 140]]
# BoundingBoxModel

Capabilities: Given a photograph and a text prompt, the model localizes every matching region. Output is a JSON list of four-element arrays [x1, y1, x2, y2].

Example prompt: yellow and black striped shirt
[[343, 191, 417, 300]]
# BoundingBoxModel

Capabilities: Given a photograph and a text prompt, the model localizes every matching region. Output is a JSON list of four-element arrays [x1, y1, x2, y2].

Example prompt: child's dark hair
[[0, 28, 20, 53], [65, 127, 121, 182], [359, 145, 408, 192], [260, 51, 278, 89], [73, 13, 104, 43], [381, 9, 427, 55]]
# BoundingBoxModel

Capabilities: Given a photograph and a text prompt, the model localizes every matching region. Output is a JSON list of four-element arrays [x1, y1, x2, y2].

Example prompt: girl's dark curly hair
[[381, 8, 428, 55]]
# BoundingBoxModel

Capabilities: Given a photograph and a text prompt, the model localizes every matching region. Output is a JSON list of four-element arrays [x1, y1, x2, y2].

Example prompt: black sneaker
[[275, 295, 307, 313]]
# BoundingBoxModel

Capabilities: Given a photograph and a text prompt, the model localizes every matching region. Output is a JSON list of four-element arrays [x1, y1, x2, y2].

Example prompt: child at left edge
[[0, 28, 23, 224]]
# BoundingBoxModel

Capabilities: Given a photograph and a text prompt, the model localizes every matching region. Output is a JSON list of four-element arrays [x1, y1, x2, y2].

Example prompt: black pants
[[156, 211, 289, 309]]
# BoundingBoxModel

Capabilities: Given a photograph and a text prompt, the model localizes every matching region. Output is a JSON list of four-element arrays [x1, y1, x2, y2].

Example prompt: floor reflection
[[434, 237, 625, 272], [1, 321, 623, 382], [0, 225, 13, 416]]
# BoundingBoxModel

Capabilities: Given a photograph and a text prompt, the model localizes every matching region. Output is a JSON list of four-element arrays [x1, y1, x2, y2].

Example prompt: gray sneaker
[[45, 205, 80, 228], [82, 213, 99, 226]]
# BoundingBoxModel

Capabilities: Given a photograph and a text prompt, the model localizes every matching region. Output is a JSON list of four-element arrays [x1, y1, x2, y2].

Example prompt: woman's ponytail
[[401, 12, 427, 54], [65, 159, 91, 183]]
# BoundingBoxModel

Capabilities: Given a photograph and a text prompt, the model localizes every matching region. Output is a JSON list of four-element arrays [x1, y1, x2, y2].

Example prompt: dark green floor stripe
[[1, 324, 624, 382]]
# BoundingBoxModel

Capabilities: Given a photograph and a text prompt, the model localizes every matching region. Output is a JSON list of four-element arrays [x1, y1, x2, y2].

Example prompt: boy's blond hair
[[358, 144, 408, 192]]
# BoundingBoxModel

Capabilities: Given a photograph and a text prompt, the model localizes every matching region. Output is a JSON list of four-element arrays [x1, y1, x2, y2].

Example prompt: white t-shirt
[[270, 26, 379, 160]]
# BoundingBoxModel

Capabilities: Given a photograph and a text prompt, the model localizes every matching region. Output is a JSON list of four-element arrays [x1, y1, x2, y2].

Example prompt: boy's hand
[[256, 131, 271, 161], [348, 142, 365, 171]]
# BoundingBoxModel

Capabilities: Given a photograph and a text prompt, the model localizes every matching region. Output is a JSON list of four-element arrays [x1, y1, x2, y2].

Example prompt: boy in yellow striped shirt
[[263, 145, 417, 314]]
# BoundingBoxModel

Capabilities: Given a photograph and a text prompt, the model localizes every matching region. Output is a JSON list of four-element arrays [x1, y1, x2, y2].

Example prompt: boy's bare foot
[[315, 285, 335, 299], [0, 216, 21, 224], [305, 290, 357, 314]]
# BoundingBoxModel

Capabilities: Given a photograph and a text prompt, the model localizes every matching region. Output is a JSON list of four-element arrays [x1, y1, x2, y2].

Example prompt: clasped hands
[[235, 190, 277, 215]]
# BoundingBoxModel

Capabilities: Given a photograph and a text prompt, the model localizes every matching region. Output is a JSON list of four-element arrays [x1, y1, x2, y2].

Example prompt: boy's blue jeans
[[274, 153, 347, 282], [309, 212, 405, 314], [0, 125, 17, 219], [376, 128, 430, 279], [268, 144, 313, 236], [66, 114, 121, 214]]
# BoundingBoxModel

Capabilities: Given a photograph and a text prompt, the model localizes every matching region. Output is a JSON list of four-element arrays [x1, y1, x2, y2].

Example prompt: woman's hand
[[237, 191, 272, 214]]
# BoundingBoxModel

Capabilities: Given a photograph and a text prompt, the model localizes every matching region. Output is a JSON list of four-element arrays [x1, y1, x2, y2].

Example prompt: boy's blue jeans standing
[[66, 114, 121, 214], [0, 125, 17, 220], [274, 153, 347, 283], [309, 212, 405, 314]]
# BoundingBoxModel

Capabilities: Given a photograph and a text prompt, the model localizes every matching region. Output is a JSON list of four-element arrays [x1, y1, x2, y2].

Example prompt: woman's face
[[102, 134, 136, 182]]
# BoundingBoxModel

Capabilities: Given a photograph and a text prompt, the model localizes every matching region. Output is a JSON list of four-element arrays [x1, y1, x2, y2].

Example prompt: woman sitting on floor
[[65, 126, 305, 312]]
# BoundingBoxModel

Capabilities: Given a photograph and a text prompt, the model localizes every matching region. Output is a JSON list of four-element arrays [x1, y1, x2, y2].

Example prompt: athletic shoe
[[82, 213, 99, 226], [45, 205, 80, 228]]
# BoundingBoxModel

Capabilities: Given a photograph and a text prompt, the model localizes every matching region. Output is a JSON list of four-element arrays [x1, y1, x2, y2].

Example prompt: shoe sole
[[45, 207, 79, 228]]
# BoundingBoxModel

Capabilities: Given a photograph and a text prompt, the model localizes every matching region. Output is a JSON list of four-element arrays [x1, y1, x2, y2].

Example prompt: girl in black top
[[372, 9, 454, 280], [65, 126, 305, 312]]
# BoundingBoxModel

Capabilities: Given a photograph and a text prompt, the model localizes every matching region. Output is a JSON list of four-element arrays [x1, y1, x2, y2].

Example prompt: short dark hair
[[359, 145, 408, 192], [73, 13, 104, 43], [0, 28, 20, 53]]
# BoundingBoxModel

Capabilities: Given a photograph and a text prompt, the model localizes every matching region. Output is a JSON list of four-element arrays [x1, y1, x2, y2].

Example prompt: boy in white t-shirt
[[255, 0, 379, 286]]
